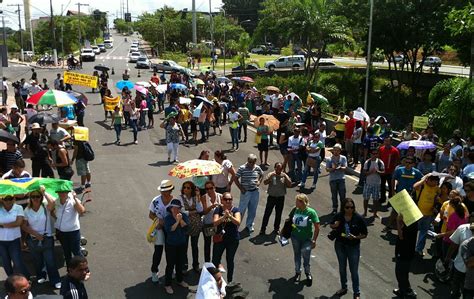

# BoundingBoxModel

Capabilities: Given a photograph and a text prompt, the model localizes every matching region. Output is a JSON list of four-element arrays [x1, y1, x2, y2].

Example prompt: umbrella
[[66, 90, 89, 106], [310, 92, 329, 105], [353, 107, 370, 121], [134, 85, 149, 95], [179, 97, 192, 105], [115, 80, 135, 90], [253, 114, 280, 131], [216, 77, 231, 83], [166, 111, 179, 120], [27, 90, 78, 107], [265, 86, 280, 93], [0, 130, 20, 144], [170, 83, 187, 90], [169, 159, 223, 178], [27, 112, 60, 125], [94, 64, 110, 72], [192, 102, 203, 118], [195, 96, 213, 106], [240, 76, 254, 83], [157, 84, 168, 93], [136, 81, 151, 88], [397, 140, 436, 150], [194, 78, 205, 85]]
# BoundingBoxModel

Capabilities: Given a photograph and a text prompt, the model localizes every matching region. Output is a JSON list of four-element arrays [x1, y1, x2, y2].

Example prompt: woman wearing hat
[[164, 198, 189, 294], [160, 113, 184, 164], [54, 187, 86, 267], [21, 187, 61, 289]]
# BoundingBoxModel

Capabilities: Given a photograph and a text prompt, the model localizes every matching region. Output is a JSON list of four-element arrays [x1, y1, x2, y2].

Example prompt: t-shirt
[[149, 195, 182, 220], [363, 135, 383, 152], [266, 173, 288, 197], [23, 133, 49, 160], [327, 155, 348, 181], [54, 194, 80, 232], [417, 162, 436, 175], [288, 135, 303, 152], [164, 213, 189, 246], [1, 169, 31, 180], [393, 167, 423, 193], [236, 164, 263, 190], [352, 127, 363, 144], [24, 205, 54, 236], [50, 127, 70, 142], [0, 204, 24, 241], [291, 207, 319, 241], [461, 237, 474, 290], [330, 212, 368, 245], [214, 206, 240, 240], [444, 212, 467, 243], [436, 151, 455, 172], [257, 125, 270, 140], [307, 140, 323, 158], [228, 111, 241, 128], [363, 158, 385, 185], [238, 107, 250, 122], [0, 149, 23, 173], [60, 275, 88, 299], [416, 183, 440, 216], [439, 200, 469, 233], [450, 223, 473, 273], [379, 145, 400, 174], [212, 159, 233, 189]]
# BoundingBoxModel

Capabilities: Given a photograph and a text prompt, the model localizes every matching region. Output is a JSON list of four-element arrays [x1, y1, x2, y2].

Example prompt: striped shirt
[[60, 275, 88, 299], [0, 149, 22, 174], [236, 163, 263, 190], [238, 107, 250, 121]]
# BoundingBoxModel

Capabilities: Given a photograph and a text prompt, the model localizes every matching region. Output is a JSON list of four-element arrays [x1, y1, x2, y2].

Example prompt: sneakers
[[305, 273, 313, 287], [249, 225, 254, 233], [134, 140, 138, 144], [164, 286, 174, 294], [298, 182, 305, 188], [37, 278, 47, 284], [151, 272, 159, 283], [84, 183, 91, 189], [54, 282, 62, 289]]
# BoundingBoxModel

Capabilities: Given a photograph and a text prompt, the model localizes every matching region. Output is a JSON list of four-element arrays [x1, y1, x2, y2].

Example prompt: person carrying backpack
[[72, 140, 94, 193]]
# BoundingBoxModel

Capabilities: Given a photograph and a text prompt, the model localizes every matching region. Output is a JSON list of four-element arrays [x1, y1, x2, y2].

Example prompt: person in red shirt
[[150, 72, 160, 85], [378, 136, 400, 203], [344, 111, 356, 163]]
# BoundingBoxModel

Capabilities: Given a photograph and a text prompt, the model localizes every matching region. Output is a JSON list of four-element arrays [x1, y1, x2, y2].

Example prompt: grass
[[173, 53, 281, 72]]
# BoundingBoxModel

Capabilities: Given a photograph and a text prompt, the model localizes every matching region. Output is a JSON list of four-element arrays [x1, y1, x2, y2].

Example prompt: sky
[[1, 0, 223, 29]]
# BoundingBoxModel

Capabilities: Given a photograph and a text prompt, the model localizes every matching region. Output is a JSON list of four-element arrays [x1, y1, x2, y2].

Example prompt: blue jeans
[[212, 237, 239, 282], [26, 236, 61, 284], [130, 119, 138, 141], [291, 236, 312, 274], [335, 241, 360, 295], [0, 238, 29, 277], [290, 153, 302, 181], [301, 156, 321, 186], [238, 189, 259, 229], [114, 124, 122, 142], [57, 229, 82, 266], [416, 215, 433, 252], [139, 110, 146, 128], [330, 179, 346, 210], [230, 127, 239, 148], [199, 122, 209, 141]]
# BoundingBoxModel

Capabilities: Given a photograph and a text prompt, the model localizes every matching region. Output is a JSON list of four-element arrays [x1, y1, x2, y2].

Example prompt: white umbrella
[[353, 107, 370, 121], [135, 81, 151, 88]]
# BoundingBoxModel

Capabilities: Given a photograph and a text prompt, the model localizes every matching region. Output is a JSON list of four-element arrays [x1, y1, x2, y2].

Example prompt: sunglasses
[[3, 197, 15, 201], [183, 186, 192, 190], [222, 198, 232, 201], [344, 206, 355, 209]]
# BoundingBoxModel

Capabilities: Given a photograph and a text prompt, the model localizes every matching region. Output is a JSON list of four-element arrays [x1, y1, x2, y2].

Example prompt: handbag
[[146, 218, 159, 243], [213, 233, 224, 243], [203, 223, 216, 237], [255, 134, 262, 144], [280, 208, 296, 239]]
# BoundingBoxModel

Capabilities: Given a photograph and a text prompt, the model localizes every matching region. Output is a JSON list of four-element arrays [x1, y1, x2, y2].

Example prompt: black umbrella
[[0, 129, 20, 144], [94, 64, 110, 72], [27, 112, 61, 125], [67, 90, 89, 105]]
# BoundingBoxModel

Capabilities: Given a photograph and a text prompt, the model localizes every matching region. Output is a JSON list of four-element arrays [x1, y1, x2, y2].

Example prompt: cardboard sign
[[388, 189, 423, 226], [73, 126, 89, 141], [63, 71, 98, 89], [413, 116, 429, 129], [104, 96, 121, 112]]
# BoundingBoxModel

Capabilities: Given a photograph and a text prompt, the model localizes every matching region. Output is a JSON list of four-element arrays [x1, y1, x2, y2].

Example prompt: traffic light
[[125, 13, 131, 22]]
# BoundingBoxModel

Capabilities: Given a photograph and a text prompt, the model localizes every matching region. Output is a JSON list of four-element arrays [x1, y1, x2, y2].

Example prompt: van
[[264, 55, 305, 70]]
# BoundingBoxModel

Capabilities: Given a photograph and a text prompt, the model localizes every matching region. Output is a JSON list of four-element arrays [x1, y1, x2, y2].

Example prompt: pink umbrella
[[134, 84, 149, 95]]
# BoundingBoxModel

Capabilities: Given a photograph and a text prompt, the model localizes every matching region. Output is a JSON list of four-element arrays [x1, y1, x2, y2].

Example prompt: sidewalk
[[8, 58, 67, 70]]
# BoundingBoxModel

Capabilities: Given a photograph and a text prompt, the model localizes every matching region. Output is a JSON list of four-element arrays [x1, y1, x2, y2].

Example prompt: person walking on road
[[212, 150, 236, 194], [378, 136, 400, 204], [234, 154, 263, 234], [290, 194, 320, 287], [260, 162, 292, 235], [256, 117, 271, 166], [299, 132, 323, 189], [228, 106, 242, 151], [161, 113, 184, 164], [71, 140, 92, 192], [326, 144, 348, 214], [111, 105, 123, 144], [129, 101, 140, 144], [330, 198, 367, 299]]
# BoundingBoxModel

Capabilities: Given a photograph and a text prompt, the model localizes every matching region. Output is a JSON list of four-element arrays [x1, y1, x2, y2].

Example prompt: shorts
[[258, 138, 269, 152], [190, 119, 197, 132], [76, 158, 90, 176], [363, 184, 380, 201], [280, 147, 289, 156]]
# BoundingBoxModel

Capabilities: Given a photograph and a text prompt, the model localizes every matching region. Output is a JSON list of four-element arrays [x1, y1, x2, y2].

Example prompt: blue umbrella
[[115, 80, 135, 90], [170, 83, 187, 90]]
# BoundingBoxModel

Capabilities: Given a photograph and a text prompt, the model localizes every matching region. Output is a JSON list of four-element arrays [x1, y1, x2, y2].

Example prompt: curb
[[8, 60, 66, 70]]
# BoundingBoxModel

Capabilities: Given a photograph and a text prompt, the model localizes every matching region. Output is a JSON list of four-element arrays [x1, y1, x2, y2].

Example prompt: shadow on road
[[123, 278, 191, 298], [148, 161, 172, 167], [249, 232, 278, 246], [94, 120, 112, 130], [267, 277, 305, 298]]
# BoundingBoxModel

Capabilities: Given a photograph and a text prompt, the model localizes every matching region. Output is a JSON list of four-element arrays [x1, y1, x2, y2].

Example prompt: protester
[[288, 127, 304, 182], [378, 136, 400, 204], [129, 101, 139, 144], [327, 144, 348, 214], [111, 105, 123, 144], [49, 122, 72, 144], [164, 199, 189, 294], [71, 140, 92, 192], [8, 105, 23, 139], [60, 256, 89, 299], [212, 150, 236, 194], [161, 114, 184, 164], [299, 132, 323, 189], [201, 181, 222, 263], [194, 150, 211, 195], [278, 129, 290, 173], [228, 106, 242, 151], [330, 198, 367, 299], [417, 152, 436, 175], [212, 192, 241, 282], [256, 117, 270, 166], [290, 194, 320, 286], [362, 150, 385, 217], [23, 123, 54, 178], [234, 154, 264, 234], [238, 103, 250, 143], [47, 139, 74, 181], [196, 264, 227, 299], [260, 162, 291, 235], [4, 274, 32, 299]]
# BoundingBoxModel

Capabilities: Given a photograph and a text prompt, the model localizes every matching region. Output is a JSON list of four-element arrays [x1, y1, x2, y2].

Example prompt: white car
[[130, 45, 139, 52], [136, 56, 151, 69], [80, 48, 95, 62], [264, 55, 305, 70], [129, 52, 141, 62], [104, 39, 114, 48], [91, 46, 100, 55]]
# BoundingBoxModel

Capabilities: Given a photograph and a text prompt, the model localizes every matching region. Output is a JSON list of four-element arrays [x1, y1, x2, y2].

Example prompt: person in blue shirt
[[163, 199, 189, 294]]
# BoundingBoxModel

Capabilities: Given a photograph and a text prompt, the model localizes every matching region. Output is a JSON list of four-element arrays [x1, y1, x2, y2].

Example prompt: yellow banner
[[73, 126, 89, 141], [413, 116, 429, 129], [104, 96, 121, 112], [63, 71, 98, 89], [388, 189, 423, 226]]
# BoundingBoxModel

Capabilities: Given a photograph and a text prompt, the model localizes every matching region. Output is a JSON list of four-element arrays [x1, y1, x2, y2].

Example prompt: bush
[[161, 52, 187, 63]]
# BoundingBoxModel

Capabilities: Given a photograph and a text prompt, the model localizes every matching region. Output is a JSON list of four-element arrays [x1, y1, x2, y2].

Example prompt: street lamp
[[364, 0, 374, 112]]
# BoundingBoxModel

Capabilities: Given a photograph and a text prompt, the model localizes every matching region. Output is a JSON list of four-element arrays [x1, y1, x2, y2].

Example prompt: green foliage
[[114, 19, 129, 34], [223, 0, 263, 33], [6, 36, 20, 53], [425, 78, 474, 137], [281, 43, 293, 56], [161, 52, 187, 63], [237, 32, 251, 67], [445, 3, 474, 67]]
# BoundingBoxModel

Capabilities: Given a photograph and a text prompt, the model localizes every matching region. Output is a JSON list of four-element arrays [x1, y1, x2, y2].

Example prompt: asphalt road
[[1, 32, 450, 299]]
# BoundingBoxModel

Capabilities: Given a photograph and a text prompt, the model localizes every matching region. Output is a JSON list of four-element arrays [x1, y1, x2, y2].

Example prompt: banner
[[63, 71, 98, 89], [388, 189, 423, 226], [0, 178, 73, 196], [74, 126, 89, 141], [104, 96, 121, 112], [413, 116, 429, 129]]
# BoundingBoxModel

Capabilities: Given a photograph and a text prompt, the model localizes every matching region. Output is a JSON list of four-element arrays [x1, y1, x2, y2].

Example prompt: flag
[[104, 96, 121, 112], [0, 178, 73, 196]]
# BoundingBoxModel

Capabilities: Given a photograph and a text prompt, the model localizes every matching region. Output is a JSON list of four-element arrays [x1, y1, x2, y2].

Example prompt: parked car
[[91, 46, 100, 55], [80, 48, 95, 62], [420, 56, 442, 67], [264, 55, 305, 70], [98, 44, 106, 52], [151, 60, 194, 77], [250, 45, 281, 55], [136, 56, 151, 69], [232, 64, 259, 71], [129, 52, 141, 63], [130, 45, 139, 52], [104, 39, 114, 48]]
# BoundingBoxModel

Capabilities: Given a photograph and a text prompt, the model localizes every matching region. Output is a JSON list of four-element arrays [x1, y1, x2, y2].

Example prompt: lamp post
[[363, 0, 374, 112]]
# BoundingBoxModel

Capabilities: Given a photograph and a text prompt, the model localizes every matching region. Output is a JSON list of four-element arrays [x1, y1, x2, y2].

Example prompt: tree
[[237, 32, 251, 69], [222, 0, 264, 34], [114, 19, 129, 34]]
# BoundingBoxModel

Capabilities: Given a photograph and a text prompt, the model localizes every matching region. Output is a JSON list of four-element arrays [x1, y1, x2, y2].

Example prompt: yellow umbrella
[[253, 114, 280, 131], [168, 159, 223, 179]]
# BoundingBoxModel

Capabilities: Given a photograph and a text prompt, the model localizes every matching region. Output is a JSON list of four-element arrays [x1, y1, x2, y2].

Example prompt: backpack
[[82, 142, 95, 161]]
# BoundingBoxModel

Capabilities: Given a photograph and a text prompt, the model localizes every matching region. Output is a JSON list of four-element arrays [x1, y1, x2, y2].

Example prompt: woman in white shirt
[[21, 187, 61, 288], [212, 150, 236, 194], [0, 195, 28, 277], [54, 188, 85, 267], [200, 181, 222, 263]]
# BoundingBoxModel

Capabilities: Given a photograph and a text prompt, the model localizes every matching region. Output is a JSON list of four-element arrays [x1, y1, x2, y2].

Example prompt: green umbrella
[[310, 92, 329, 105]]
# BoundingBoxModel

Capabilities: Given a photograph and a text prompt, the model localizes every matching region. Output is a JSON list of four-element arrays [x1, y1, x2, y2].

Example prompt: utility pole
[[0, 14, 5, 103], [8, 4, 23, 60], [29, 19, 34, 54], [192, 0, 197, 45], [209, 0, 215, 70], [49, 0, 57, 64], [363, 0, 374, 112], [223, 8, 226, 76], [76, 3, 89, 48]]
